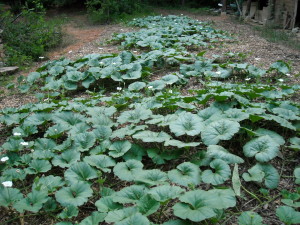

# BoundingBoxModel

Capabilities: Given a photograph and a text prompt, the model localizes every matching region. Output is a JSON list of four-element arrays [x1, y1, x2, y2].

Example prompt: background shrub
[[0, 8, 63, 66]]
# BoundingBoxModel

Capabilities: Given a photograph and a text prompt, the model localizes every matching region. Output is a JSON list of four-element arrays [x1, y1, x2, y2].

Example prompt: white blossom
[[254, 58, 260, 61], [98, 47, 103, 50], [2, 181, 13, 187], [245, 78, 251, 81], [16, 169, 20, 173], [112, 62, 116, 65], [218, 3, 223, 7], [13, 132, 22, 136], [117, 87, 122, 91], [215, 71, 221, 75], [148, 86, 153, 89], [1, 156, 9, 162], [169, 90, 173, 93], [39, 56, 45, 59], [286, 73, 291, 77], [20, 142, 29, 146], [278, 78, 284, 82], [68, 50, 73, 54]]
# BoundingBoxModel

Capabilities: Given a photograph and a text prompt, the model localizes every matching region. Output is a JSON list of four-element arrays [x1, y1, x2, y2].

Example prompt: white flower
[[133, 51, 137, 53], [215, 71, 221, 75], [39, 56, 45, 59], [2, 181, 12, 187], [245, 78, 251, 81], [117, 87, 122, 91], [54, 129, 58, 132], [16, 169, 20, 173], [278, 78, 284, 82], [31, 149, 34, 153], [68, 50, 73, 54], [181, 14, 183, 16], [13, 132, 22, 136], [133, 18, 136, 20], [98, 47, 103, 50], [121, 29, 124, 31], [255, 58, 260, 61], [169, 90, 173, 93], [100, 62, 104, 64], [112, 62, 116, 65], [1, 156, 9, 162], [20, 142, 29, 146], [218, 3, 223, 7], [148, 86, 153, 89], [286, 73, 291, 77]]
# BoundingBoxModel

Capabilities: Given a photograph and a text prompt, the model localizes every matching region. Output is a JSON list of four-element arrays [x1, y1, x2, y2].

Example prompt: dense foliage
[[0, 8, 62, 66], [0, 15, 300, 225]]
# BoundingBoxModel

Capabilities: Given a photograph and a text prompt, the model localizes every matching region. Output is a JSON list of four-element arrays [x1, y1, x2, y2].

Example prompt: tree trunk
[[245, 0, 252, 17], [222, 0, 227, 12], [268, 0, 275, 20]]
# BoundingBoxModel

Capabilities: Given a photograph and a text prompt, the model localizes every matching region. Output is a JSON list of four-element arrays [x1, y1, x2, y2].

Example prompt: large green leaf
[[206, 145, 244, 164], [202, 159, 231, 185], [128, 82, 146, 91], [25, 159, 52, 174], [103, 202, 135, 223], [148, 185, 184, 202], [243, 136, 279, 162], [79, 212, 106, 225], [14, 190, 49, 213], [93, 125, 112, 140], [238, 211, 263, 225], [254, 128, 285, 145], [276, 206, 300, 225], [118, 107, 152, 124], [173, 190, 216, 222], [168, 162, 201, 187], [52, 150, 81, 168], [58, 205, 79, 219], [0, 188, 23, 207], [73, 132, 96, 152], [113, 160, 144, 181], [64, 162, 98, 184], [32, 175, 65, 193], [95, 196, 123, 213], [137, 194, 160, 216], [112, 185, 148, 204], [84, 155, 116, 173], [169, 112, 204, 136], [133, 131, 171, 143], [242, 163, 279, 189], [55, 182, 93, 207], [109, 141, 132, 158], [206, 189, 236, 209], [136, 169, 168, 186], [201, 119, 240, 145]]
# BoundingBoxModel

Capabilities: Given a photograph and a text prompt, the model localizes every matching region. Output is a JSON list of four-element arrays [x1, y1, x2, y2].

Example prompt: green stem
[[241, 185, 262, 204]]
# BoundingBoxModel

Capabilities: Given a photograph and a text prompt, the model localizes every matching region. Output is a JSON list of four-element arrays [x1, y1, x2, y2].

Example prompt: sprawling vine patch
[[0, 15, 299, 225]]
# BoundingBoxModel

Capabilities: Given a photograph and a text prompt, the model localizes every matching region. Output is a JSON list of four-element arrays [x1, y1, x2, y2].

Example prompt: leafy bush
[[86, 0, 142, 23], [0, 9, 62, 66]]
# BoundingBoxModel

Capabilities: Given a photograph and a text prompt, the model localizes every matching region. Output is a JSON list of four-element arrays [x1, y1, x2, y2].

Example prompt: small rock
[[292, 27, 299, 33], [0, 66, 19, 75]]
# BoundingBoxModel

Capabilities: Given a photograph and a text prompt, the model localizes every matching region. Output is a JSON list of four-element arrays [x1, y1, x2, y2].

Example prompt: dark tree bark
[[222, 0, 227, 12]]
